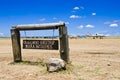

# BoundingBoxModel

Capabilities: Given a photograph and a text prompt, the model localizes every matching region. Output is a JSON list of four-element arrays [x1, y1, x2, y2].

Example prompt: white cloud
[[39, 18, 46, 21], [109, 23, 118, 27], [59, 21, 69, 24], [77, 24, 95, 29], [105, 34, 111, 36], [53, 17, 57, 20], [92, 13, 96, 16], [73, 6, 84, 12], [59, 21, 63, 23], [73, 7, 79, 10], [104, 20, 120, 26], [113, 20, 120, 23], [78, 25, 84, 29], [70, 15, 81, 19], [80, 6, 84, 10], [65, 22, 70, 24], [85, 24, 95, 28], [0, 32, 4, 37], [104, 21, 111, 24]]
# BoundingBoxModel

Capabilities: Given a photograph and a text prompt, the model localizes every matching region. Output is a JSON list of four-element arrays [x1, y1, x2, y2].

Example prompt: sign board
[[23, 40, 59, 50]]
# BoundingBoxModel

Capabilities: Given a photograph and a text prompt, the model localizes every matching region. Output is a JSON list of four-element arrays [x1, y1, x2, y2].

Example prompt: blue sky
[[0, 0, 120, 37]]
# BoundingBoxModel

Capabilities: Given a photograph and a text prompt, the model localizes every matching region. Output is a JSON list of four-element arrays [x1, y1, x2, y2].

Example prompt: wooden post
[[59, 26, 70, 63], [11, 29, 22, 62]]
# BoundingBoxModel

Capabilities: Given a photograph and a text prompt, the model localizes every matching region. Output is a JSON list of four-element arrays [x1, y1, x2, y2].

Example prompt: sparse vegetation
[[1, 38, 120, 80], [9, 60, 46, 67], [77, 78, 85, 80]]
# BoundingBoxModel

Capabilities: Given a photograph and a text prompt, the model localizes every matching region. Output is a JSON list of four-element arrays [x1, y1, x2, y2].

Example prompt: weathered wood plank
[[59, 26, 70, 63], [11, 29, 22, 62], [12, 22, 65, 30]]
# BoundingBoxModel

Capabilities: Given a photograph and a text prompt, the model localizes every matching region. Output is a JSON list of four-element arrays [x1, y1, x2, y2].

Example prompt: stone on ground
[[46, 58, 66, 72]]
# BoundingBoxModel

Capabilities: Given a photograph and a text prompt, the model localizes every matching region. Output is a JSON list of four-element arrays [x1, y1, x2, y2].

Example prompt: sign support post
[[11, 29, 22, 62], [59, 26, 69, 62]]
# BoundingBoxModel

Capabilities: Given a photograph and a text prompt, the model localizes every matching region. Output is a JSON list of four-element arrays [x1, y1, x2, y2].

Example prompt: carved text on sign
[[23, 40, 59, 50]]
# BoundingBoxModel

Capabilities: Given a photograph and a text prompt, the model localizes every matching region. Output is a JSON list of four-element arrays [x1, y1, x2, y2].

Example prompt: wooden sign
[[23, 40, 59, 50]]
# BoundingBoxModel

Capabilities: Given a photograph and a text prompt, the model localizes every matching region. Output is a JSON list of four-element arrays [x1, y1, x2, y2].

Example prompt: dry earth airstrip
[[0, 38, 120, 80]]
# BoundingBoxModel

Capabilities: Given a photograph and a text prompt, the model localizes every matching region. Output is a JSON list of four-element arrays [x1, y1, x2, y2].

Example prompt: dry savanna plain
[[0, 38, 120, 80]]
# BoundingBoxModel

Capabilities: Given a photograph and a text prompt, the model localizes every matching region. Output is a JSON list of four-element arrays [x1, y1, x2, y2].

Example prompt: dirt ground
[[0, 38, 120, 80]]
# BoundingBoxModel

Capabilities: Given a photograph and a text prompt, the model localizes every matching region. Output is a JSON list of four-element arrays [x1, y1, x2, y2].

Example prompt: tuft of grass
[[58, 63, 74, 74], [9, 60, 46, 66], [86, 67, 101, 74], [77, 65, 84, 69], [40, 63, 75, 74], [94, 67, 101, 74], [77, 78, 85, 80], [112, 74, 120, 80], [10, 61, 76, 75]]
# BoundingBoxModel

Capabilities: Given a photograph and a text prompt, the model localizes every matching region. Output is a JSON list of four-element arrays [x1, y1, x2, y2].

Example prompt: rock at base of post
[[46, 58, 66, 72]]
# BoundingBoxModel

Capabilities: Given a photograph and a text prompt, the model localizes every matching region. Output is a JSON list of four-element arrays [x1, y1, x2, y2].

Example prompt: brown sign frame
[[11, 22, 70, 63]]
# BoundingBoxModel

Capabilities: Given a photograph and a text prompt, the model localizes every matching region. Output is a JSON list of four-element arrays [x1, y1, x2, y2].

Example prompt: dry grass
[[0, 38, 120, 80]]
